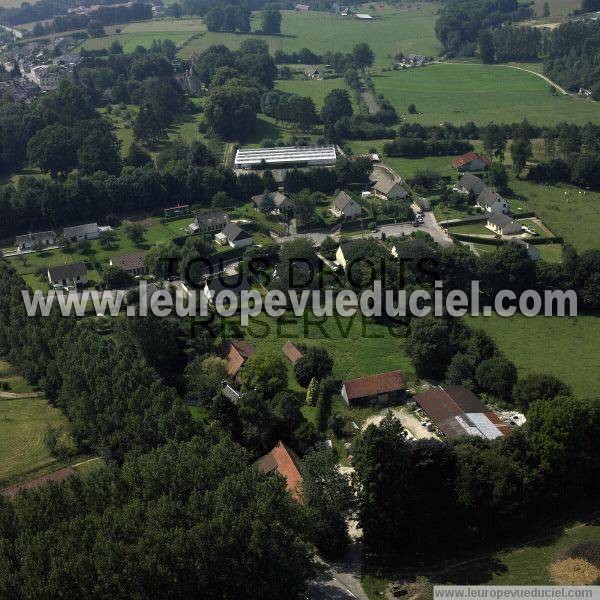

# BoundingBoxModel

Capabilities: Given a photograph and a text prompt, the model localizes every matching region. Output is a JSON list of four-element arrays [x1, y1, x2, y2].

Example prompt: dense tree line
[[435, 0, 533, 56], [204, 3, 251, 32], [384, 136, 474, 158]]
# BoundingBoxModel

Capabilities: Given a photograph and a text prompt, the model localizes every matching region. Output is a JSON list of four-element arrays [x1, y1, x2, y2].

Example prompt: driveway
[[361, 90, 379, 115], [362, 406, 438, 440], [309, 545, 368, 600]]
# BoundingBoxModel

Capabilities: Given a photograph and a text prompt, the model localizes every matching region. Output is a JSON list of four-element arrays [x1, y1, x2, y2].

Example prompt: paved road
[[309, 545, 368, 600], [360, 90, 379, 114]]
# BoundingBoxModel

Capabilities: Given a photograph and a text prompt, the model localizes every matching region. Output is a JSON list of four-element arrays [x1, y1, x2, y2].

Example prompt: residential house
[[452, 151, 491, 172], [257, 441, 303, 501], [457, 173, 487, 196], [47, 262, 88, 288], [219, 339, 256, 379], [282, 340, 303, 364], [335, 240, 362, 270], [163, 204, 191, 219], [28, 64, 61, 91], [215, 223, 253, 249], [373, 178, 408, 200], [330, 191, 362, 219], [110, 251, 147, 276], [406, 54, 426, 66], [486, 213, 522, 235], [63, 222, 100, 242], [203, 274, 251, 305], [0, 79, 40, 103], [341, 370, 406, 407], [304, 68, 320, 79], [252, 191, 294, 214], [218, 381, 242, 403], [15, 230, 56, 251], [186, 210, 229, 235], [415, 385, 510, 440], [476, 188, 509, 214]]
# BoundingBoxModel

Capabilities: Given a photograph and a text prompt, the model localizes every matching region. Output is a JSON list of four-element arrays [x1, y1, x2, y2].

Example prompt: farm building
[[282, 340, 303, 364], [457, 173, 487, 196], [63, 222, 100, 242], [486, 213, 522, 235], [234, 145, 337, 168], [186, 210, 229, 235], [47, 262, 88, 288], [258, 441, 303, 501], [215, 223, 253, 249], [341, 370, 406, 407], [15, 230, 56, 251], [476, 188, 509, 214], [163, 204, 191, 219], [414, 385, 510, 440], [452, 151, 491, 172], [219, 339, 256, 379], [110, 251, 147, 276], [373, 178, 408, 200], [331, 191, 362, 219]]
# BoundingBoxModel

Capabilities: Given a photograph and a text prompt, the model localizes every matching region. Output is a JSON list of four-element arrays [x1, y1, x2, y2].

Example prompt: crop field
[[179, 4, 440, 64], [79, 18, 206, 52], [372, 64, 600, 126], [0, 359, 70, 487]]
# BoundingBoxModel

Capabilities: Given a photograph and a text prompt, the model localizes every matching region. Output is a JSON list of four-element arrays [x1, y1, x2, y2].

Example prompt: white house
[[372, 178, 408, 200], [486, 213, 522, 235], [63, 222, 100, 242], [47, 262, 88, 288], [215, 223, 253, 249], [476, 188, 509, 214], [330, 191, 362, 218], [15, 230, 56, 251]]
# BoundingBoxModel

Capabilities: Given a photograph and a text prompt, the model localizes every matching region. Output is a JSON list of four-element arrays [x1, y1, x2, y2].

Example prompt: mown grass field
[[363, 519, 600, 598], [79, 18, 206, 53], [275, 77, 357, 110], [467, 314, 600, 398], [372, 64, 600, 126], [0, 359, 70, 487], [178, 4, 440, 64]]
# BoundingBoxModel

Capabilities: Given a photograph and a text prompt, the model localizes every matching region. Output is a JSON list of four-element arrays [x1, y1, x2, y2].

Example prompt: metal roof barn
[[234, 145, 337, 168]]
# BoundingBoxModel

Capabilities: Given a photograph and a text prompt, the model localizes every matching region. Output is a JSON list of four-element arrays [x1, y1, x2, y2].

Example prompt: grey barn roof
[[63, 222, 98, 238], [48, 262, 87, 281], [221, 223, 251, 242], [196, 211, 228, 228], [458, 173, 487, 195]]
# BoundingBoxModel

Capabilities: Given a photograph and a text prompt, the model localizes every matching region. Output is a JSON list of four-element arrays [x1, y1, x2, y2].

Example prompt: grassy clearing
[[275, 77, 358, 110], [466, 314, 600, 398], [372, 64, 600, 126], [179, 4, 440, 64], [79, 18, 206, 52]]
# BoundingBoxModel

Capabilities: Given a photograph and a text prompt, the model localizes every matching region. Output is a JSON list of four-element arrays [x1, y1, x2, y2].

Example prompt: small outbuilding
[[341, 370, 406, 407]]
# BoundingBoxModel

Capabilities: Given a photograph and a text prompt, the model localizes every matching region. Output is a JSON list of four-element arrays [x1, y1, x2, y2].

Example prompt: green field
[[372, 64, 600, 126], [467, 314, 600, 398], [0, 359, 71, 487], [275, 77, 358, 110], [79, 19, 206, 52], [178, 5, 440, 65]]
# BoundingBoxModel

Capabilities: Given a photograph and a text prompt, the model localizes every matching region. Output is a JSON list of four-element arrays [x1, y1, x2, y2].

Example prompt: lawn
[[178, 4, 441, 65], [275, 77, 358, 110], [466, 313, 600, 398], [447, 222, 491, 236], [508, 179, 600, 251], [0, 359, 72, 487], [78, 18, 206, 53], [372, 63, 600, 126]]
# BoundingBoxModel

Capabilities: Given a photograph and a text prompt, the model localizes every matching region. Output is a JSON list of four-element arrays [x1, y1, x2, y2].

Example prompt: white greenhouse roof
[[234, 145, 337, 167]]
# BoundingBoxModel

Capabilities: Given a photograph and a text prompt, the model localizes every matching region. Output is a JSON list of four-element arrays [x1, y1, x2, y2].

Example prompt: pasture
[[0, 359, 70, 487], [275, 77, 357, 110], [372, 63, 600, 126], [178, 4, 440, 64]]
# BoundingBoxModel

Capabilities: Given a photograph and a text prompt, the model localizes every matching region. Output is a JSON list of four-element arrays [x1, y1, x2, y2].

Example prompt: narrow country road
[[361, 90, 379, 114]]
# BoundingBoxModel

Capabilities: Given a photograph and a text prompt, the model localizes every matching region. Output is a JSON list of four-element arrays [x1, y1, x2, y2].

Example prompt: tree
[[407, 316, 457, 379], [482, 124, 507, 161], [478, 30, 495, 63], [512, 373, 571, 410], [294, 346, 334, 387], [87, 20, 105, 37], [124, 222, 146, 245], [301, 449, 354, 557], [408, 103, 417, 114], [542, 1, 550, 16], [351, 42, 374, 71], [26, 124, 77, 178], [77, 132, 121, 176], [488, 162, 509, 191], [204, 82, 260, 140], [125, 142, 152, 167], [98, 229, 118, 250], [133, 103, 166, 145], [305, 377, 319, 405], [446, 352, 475, 387], [262, 5, 282, 34], [262, 170, 277, 192], [101, 265, 134, 289], [475, 356, 517, 401], [240, 349, 288, 397], [185, 354, 228, 405], [321, 89, 353, 128], [145, 241, 180, 279], [510, 138, 532, 176]]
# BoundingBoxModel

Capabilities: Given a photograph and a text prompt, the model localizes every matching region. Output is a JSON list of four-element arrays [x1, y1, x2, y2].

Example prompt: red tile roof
[[343, 370, 406, 401], [452, 152, 491, 168], [282, 340, 303, 364], [219, 339, 256, 377], [258, 441, 303, 501]]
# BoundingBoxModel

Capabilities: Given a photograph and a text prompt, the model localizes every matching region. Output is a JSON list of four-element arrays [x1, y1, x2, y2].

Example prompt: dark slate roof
[[205, 274, 251, 296], [48, 262, 87, 281], [63, 223, 98, 238], [195, 210, 228, 228], [458, 173, 486, 195], [477, 188, 503, 208], [221, 223, 252, 242], [332, 191, 355, 211], [15, 231, 56, 244], [488, 212, 512, 227]]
